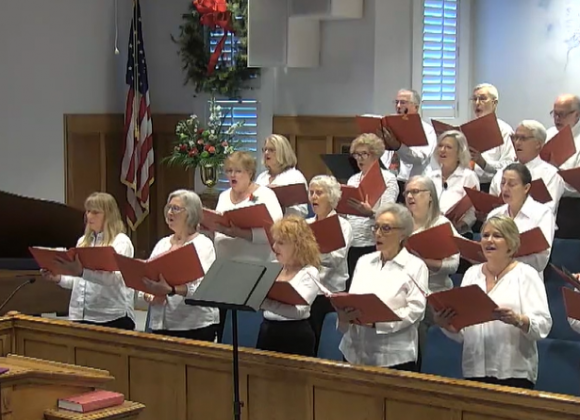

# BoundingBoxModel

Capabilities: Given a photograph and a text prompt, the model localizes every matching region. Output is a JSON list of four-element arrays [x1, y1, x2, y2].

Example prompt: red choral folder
[[515, 227, 550, 257], [336, 161, 386, 215], [562, 288, 580, 321], [405, 223, 458, 260], [432, 113, 504, 153], [428, 284, 498, 330], [114, 244, 204, 294], [267, 281, 307, 306], [270, 183, 309, 208], [431, 120, 458, 137], [29, 246, 118, 275], [464, 187, 504, 215], [529, 179, 552, 204], [550, 264, 580, 289], [309, 215, 346, 254], [540, 125, 576, 167], [453, 236, 486, 264], [58, 390, 124, 413], [356, 114, 429, 147], [444, 194, 473, 223], [558, 167, 580, 194], [330, 293, 401, 324], [202, 204, 273, 230]]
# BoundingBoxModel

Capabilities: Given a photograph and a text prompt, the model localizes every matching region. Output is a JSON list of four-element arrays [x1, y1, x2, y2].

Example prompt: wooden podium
[[0, 354, 144, 420]]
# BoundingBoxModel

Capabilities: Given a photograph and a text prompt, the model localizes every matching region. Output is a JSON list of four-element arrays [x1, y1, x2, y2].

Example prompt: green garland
[[171, 0, 260, 99]]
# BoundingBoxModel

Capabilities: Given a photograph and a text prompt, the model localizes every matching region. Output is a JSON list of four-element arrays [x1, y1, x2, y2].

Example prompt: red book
[[431, 119, 458, 137], [540, 125, 576, 167], [356, 114, 429, 147], [336, 161, 386, 215], [267, 281, 307, 305], [309, 215, 346, 254], [202, 204, 274, 231], [464, 187, 504, 215], [330, 293, 401, 324], [515, 227, 550, 257], [453, 236, 486, 264], [29, 246, 120, 274], [28, 247, 76, 275], [529, 179, 552, 204], [57, 390, 124, 413], [558, 167, 580, 194], [406, 223, 458, 260], [562, 287, 580, 321], [445, 194, 473, 224], [270, 183, 309, 208], [433, 113, 504, 153], [550, 264, 580, 289]]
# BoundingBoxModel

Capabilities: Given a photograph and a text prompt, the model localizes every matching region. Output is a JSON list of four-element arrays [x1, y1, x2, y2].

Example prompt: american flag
[[120, 0, 154, 231]]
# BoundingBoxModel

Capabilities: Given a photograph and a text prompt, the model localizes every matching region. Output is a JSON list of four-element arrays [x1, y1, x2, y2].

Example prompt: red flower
[[208, 146, 216, 153], [197, 139, 204, 145], [197, 128, 204, 134], [188, 149, 199, 157], [179, 144, 187, 152]]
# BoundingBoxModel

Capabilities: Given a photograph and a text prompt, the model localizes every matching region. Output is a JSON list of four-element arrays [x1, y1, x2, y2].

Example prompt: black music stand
[[320, 153, 360, 182], [185, 258, 282, 420]]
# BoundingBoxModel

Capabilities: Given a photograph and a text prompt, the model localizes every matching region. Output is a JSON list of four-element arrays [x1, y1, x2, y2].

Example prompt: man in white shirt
[[380, 88, 437, 201], [468, 83, 516, 192], [545, 94, 580, 238]]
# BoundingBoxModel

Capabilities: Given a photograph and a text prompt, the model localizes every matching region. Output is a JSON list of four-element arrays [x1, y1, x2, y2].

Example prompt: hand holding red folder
[[330, 293, 401, 325], [267, 281, 307, 306], [356, 114, 429, 147], [309, 215, 346, 254], [540, 125, 576, 167], [336, 161, 386, 215], [558, 167, 580, 194], [550, 264, 580, 289], [202, 204, 273, 231], [270, 183, 309, 208], [29, 246, 119, 275], [406, 223, 458, 260], [464, 187, 503, 215]]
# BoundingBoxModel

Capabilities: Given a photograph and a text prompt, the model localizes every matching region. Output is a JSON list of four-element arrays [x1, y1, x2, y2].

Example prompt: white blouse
[[487, 196, 555, 278], [428, 165, 480, 233], [489, 155, 565, 216], [59, 233, 135, 323], [261, 265, 320, 321], [214, 185, 284, 263], [411, 215, 460, 293], [256, 167, 309, 218], [144, 234, 218, 331], [442, 262, 552, 383], [546, 121, 580, 197], [339, 249, 428, 368], [345, 169, 399, 247], [474, 118, 516, 183], [306, 211, 354, 293]]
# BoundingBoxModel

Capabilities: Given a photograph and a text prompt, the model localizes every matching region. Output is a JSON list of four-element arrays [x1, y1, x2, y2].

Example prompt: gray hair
[[571, 95, 580, 112], [437, 130, 472, 168], [398, 88, 422, 106], [166, 189, 202, 231], [375, 203, 414, 242], [406, 176, 441, 229], [474, 83, 499, 101], [309, 175, 342, 209], [518, 119, 547, 146]]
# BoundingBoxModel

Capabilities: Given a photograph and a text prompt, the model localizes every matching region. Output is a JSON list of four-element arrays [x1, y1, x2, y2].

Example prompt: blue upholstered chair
[[221, 310, 263, 348], [317, 312, 343, 361], [536, 338, 580, 396], [420, 327, 463, 379]]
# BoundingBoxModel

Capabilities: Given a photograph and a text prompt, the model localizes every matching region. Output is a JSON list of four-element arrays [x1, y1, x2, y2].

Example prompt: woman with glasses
[[344, 133, 399, 289], [139, 189, 219, 341], [337, 203, 428, 371], [255, 134, 309, 218]]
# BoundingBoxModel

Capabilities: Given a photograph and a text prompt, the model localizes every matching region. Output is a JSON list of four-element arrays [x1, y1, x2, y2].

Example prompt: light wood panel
[[2, 313, 580, 420]]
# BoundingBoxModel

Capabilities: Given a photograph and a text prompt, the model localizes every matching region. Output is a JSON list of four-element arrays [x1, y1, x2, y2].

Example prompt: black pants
[[217, 308, 228, 343], [257, 319, 315, 357], [77, 315, 135, 331], [467, 376, 534, 390], [343, 358, 417, 372], [397, 180, 406, 203], [556, 197, 580, 239], [347, 246, 376, 291], [151, 324, 218, 342], [309, 295, 336, 355]]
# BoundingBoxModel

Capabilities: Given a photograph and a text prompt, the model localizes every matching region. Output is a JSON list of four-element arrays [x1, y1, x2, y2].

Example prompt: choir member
[[435, 216, 552, 389], [489, 120, 564, 216], [255, 134, 309, 218], [40, 192, 135, 330], [306, 175, 353, 353], [140, 190, 218, 341], [487, 163, 555, 278], [257, 216, 321, 357], [468, 83, 515, 191], [427, 130, 480, 235], [338, 204, 428, 372], [380, 88, 437, 194], [345, 133, 399, 289]]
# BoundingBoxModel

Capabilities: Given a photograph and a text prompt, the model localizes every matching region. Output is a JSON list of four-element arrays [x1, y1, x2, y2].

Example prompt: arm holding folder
[[509, 209, 555, 273]]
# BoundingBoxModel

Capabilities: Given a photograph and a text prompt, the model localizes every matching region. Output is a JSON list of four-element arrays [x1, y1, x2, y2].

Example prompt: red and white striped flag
[[121, 0, 154, 231]]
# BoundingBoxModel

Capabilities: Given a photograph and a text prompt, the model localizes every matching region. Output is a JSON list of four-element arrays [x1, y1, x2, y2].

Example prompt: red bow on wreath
[[193, 0, 234, 75]]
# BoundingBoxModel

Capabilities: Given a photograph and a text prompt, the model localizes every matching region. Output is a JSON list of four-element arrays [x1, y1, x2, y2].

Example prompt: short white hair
[[375, 203, 414, 241], [398, 88, 422, 106], [309, 175, 342, 209], [518, 120, 547, 146], [166, 189, 202, 230], [474, 83, 499, 101]]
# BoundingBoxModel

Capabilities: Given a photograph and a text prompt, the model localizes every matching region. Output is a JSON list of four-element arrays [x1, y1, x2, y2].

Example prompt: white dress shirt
[[256, 167, 309, 218], [214, 185, 284, 263], [489, 155, 565, 216], [487, 196, 555, 278], [411, 215, 460, 293], [59, 233, 135, 323], [443, 262, 552, 383], [474, 118, 516, 183], [306, 211, 353, 293], [261, 265, 320, 321], [339, 249, 428, 367], [546, 121, 580, 197], [428, 165, 480, 233], [568, 316, 580, 334], [380, 120, 437, 182], [345, 169, 399, 247], [144, 234, 218, 331]]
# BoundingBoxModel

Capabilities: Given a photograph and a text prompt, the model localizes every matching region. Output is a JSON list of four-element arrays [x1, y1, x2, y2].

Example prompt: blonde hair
[[224, 151, 257, 181], [270, 215, 321, 269], [264, 134, 297, 172], [482, 216, 521, 257], [349, 133, 385, 158], [438, 130, 471, 169], [79, 192, 125, 247]]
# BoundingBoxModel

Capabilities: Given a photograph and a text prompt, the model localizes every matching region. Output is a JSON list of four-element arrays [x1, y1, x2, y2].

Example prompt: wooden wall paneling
[[294, 136, 327, 181]]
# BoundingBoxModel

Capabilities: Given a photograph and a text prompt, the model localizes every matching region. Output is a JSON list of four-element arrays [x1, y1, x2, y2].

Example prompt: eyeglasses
[[469, 96, 493, 103], [225, 169, 244, 175], [392, 100, 410, 106], [550, 110, 575, 119], [371, 224, 402, 234], [165, 204, 185, 214], [509, 134, 535, 142], [403, 189, 428, 196], [262, 147, 276, 153], [351, 152, 371, 160]]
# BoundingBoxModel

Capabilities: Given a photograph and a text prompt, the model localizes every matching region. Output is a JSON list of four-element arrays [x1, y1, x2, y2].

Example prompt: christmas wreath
[[172, 0, 260, 99]]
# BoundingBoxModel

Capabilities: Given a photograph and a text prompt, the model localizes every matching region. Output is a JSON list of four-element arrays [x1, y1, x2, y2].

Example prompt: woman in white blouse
[[140, 190, 218, 341], [338, 203, 428, 372], [306, 175, 353, 353], [255, 134, 309, 218], [435, 216, 552, 389], [258, 216, 321, 356], [345, 133, 399, 290], [428, 130, 480, 235], [40, 192, 135, 330], [487, 163, 555, 278]]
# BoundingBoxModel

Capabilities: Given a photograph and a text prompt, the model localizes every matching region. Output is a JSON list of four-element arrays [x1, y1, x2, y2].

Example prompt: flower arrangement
[[163, 97, 243, 170]]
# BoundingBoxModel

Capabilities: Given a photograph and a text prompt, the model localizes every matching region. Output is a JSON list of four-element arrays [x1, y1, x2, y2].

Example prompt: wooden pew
[[2, 312, 579, 420]]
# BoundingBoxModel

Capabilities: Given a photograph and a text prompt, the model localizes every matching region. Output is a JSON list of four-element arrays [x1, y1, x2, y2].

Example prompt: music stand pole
[[232, 309, 242, 420]]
